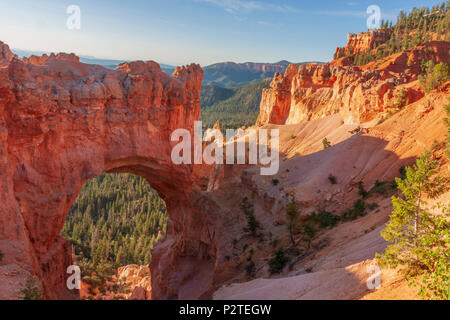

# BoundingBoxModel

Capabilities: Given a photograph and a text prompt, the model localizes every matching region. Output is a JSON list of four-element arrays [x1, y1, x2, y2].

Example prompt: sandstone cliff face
[[0, 41, 16, 66], [334, 30, 391, 58], [256, 64, 298, 125], [257, 41, 449, 125], [0, 41, 223, 299]]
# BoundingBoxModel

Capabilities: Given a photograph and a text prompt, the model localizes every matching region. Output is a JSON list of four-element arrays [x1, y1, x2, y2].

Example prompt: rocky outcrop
[[118, 265, 152, 300], [79, 264, 152, 300], [334, 30, 391, 58], [257, 41, 450, 125], [256, 64, 298, 125], [0, 41, 16, 66], [22, 52, 80, 65], [0, 40, 230, 299]]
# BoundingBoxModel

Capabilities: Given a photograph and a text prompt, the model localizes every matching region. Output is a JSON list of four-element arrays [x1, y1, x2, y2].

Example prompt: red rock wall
[[0, 40, 231, 299], [257, 41, 450, 126], [334, 30, 391, 58]]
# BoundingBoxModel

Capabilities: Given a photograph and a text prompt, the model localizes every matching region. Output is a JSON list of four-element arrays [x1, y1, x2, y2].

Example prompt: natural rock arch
[[0, 42, 224, 299]]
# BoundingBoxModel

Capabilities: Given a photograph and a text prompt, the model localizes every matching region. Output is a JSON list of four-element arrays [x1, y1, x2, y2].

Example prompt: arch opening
[[61, 173, 168, 300]]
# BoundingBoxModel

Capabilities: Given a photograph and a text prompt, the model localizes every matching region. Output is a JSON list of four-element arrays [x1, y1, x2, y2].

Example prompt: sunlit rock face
[[334, 30, 392, 58], [257, 41, 449, 126], [0, 40, 233, 299]]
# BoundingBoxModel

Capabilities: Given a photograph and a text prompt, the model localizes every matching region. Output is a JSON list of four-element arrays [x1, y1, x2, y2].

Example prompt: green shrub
[[269, 248, 288, 274], [301, 223, 317, 249], [390, 179, 398, 189], [20, 277, 42, 300], [392, 165, 408, 189], [318, 211, 341, 228], [419, 62, 450, 93], [399, 166, 407, 180], [241, 197, 261, 236], [83, 274, 103, 288], [369, 180, 390, 196], [286, 197, 301, 246], [342, 199, 367, 221], [328, 174, 337, 184], [245, 261, 256, 277], [358, 181, 369, 198], [272, 179, 280, 186], [395, 88, 409, 108], [349, 126, 362, 134], [353, 199, 366, 216], [395, 88, 409, 107], [322, 138, 331, 149]]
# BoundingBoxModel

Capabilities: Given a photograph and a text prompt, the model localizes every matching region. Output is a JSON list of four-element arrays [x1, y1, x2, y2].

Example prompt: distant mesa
[[202, 60, 324, 88]]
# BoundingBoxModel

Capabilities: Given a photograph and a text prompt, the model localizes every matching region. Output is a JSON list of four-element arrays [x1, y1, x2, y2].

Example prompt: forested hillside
[[336, 2, 450, 64], [202, 61, 286, 88], [61, 174, 167, 283], [201, 79, 271, 130], [201, 85, 235, 109]]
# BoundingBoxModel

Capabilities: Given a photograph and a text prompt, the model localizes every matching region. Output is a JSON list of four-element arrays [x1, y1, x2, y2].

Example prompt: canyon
[[0, 24, 448, 300]]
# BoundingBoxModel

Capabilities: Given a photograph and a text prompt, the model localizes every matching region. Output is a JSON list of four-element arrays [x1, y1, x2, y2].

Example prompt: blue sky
[[0, 0, 443, 66]]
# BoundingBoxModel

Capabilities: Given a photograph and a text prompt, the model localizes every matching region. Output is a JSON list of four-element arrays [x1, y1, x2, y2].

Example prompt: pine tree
[[286, 197, 300, 246], [241, 197, 261, 236], [377, 152, 449, 299], [61, 173, 168, 286], [402, 25, 410, 50]]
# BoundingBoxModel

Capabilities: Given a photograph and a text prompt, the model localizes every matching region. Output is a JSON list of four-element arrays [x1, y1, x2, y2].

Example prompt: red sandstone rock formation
[[22, 52, 80, 65], [0, 41, 16, 66], [257, 41, 449, 126], [256, 64, 298, 125], [118, 265, 152, 300], [0, 41, 223, 299], [78, 265, 151, 300], [334, 30, 391, 58]]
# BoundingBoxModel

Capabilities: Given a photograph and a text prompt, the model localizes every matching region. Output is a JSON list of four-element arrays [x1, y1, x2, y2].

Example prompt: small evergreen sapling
[[377, 152, 449, 300], [20, 277, 42, 300], [286, 197, 300, 246]]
